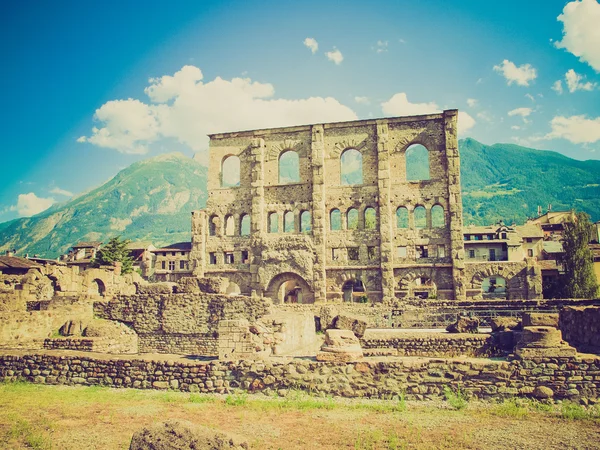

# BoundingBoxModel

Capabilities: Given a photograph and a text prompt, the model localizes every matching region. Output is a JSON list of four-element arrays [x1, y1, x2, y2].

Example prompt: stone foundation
[[360, 331, 498, 357], [1, 351, 598, 402], [559, 306, 600, 354]]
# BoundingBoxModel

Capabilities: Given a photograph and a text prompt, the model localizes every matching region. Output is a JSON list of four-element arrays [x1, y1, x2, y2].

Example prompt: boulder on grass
[[129, 420, 249, 450], [446, 316, 479, 334]]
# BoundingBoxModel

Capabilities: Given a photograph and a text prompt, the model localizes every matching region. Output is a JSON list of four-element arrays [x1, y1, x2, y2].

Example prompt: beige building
[[151, 242, 192, 282], [64, 241, 102, 270], [127, 242, 156, 278], [463, 223, 544, 262]]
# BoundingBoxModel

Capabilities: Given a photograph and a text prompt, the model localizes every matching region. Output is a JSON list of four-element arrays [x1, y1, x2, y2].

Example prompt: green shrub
[[444, 386, 468, 410]]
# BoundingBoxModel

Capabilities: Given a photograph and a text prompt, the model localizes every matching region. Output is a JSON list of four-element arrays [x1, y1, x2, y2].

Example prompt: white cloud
[[13, 193, 55, 217], [79, 65, 357, 157], [564, 69, 596, 92], [508, 107, 533, 118], [399, 38, 406, 44], [354, 96, 370, 104], [552, 80, 564, 94], [50, 187, 73, 197], [555, 0, 600, 72], [493, 59, 537, 86], [546, 115, 600, 143], [466, 98, 478, 108], [303, 37, 318, 54], [375, 40, 388, 53], [525, 93, 535, 102], [381, 93, 475, 134], [326, 48, 343, 65], [476, 111, 493, 123], [511, 125, 521, 130]]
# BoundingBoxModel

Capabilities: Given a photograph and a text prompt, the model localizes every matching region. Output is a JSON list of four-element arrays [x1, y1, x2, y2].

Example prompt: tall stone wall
[[1, 352, 598, 402], [94, 293, 271, 355], [192, 112, 465, 304], [560, 306, 600, 354]]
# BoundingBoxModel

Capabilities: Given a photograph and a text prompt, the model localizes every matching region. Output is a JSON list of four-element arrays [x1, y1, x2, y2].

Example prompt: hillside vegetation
[[1, 139, 599, 258]]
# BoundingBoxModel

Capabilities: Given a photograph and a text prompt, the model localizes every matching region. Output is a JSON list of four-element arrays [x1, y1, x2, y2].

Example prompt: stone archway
[[265, 272, 314, 304], [89, 278, 106, 297], [399, 272, 437, 299]]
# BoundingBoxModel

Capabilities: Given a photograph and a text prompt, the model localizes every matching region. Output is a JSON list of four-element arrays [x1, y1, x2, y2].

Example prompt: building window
[[367, 246, 376, 260], [209, 252, 217, 265], [225, 252, 234, 264], [268, 212, 279, 233], [414, 206, 427, 229], [241, 250, 249, 263], [527, 249, 534, 257], [179, 260, 187, 270], [161, 261, 166, 269], [172, 252, 176, 256], [488, 234, 494, 240], [209, 215, 218, 236], [526, 238, 533, 243], [469, 249, 475, 258], [364, 207, 376, 229], [163, 252, 167, 257], [221, 155, 240, 187], [347, 208, 359, 230], [284, 211, 295, 233], [332, 248, 341, 261], [416, 245, 428, 258], [240, 214, 250, 236], [501, 233, 507, 239], [168, 261, 175, 271], [279, 150, 300, 183], [405, 144, 430, 181], [300, 211, 311, 233], [396, 207, 409, 229], [180, 252, 185, 256], [225, 215, 235, 236], [397, 246, 407, 258], [474, 235, 481, 241], [330, 209, 341, 231], [431, 205, 445, 227], [437, 245, 446, 258], [348, 247, 359, 260], [340, 149, 363, 185], [464, 234, 470, 241]]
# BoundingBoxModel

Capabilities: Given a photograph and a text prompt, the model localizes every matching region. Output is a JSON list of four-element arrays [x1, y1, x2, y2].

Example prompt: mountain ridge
[[1, 140, 599, 258]]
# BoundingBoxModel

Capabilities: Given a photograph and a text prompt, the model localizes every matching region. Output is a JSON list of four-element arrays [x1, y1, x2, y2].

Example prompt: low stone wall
[[1, 352, 598, 402], [43, 335, 138, 354], [360, 331, 498, 357], [94, 293, 271, 355], [560, 306, 600, 354]]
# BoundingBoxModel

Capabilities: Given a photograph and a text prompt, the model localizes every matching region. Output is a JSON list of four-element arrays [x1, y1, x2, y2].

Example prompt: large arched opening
[[265, 272, 314, 304]]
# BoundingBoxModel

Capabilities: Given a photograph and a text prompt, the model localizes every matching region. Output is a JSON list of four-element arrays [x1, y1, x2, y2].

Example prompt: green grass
[[444, 386, 468, 411]]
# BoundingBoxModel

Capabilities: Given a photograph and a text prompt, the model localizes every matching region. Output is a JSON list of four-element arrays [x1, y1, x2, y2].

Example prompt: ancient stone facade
[[191, 111, 465, 304]]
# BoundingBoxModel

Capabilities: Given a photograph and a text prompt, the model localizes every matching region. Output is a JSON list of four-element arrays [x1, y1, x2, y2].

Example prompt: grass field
[[1, 381, 599, 449]]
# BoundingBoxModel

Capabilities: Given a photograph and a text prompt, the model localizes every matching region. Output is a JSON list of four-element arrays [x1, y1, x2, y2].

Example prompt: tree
[[561, 212, 599, 299], [91, 236, 134, 274]]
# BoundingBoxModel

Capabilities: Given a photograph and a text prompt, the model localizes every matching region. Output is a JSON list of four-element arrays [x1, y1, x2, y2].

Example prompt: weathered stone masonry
[[1, 352, 598, 402], [190, 112, 466, 304]]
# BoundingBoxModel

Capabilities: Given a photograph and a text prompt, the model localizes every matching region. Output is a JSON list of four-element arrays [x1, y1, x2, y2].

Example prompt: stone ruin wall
[[559, 306, 600, 354], [94, 293, 271, 355], [190, 111, 466, 304], [1, 352, 598, 403]]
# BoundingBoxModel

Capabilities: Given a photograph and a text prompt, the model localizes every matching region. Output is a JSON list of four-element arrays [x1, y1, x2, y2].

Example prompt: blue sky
[[1, 0, 599, 222]]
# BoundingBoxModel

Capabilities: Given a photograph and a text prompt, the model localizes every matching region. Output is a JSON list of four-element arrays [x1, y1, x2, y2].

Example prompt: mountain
[[1, 139, 600, 259], [460, 138, 600, 225], [0, 153, 207, 258]]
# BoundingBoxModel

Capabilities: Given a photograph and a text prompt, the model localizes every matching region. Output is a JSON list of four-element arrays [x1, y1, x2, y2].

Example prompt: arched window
[[221, 155, 241, 187], [414, 206, 427, 229], [224, 215, 235, 236], [347, 208, 358, 230], [209, 215, 219, 236], [284, 211, 295, 233], [340, 149, 363, 185], [396, 207, 409, 229], [268, 212, 279, 233], [405, 144, 430, 181], [330, 209, 341, 231], [300, 211, 311, 233], [240, 214, 250, 236], [279, 151, 300, 184], [364, 207, 376, 229], [431, 205, 445, 228]]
